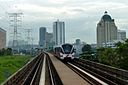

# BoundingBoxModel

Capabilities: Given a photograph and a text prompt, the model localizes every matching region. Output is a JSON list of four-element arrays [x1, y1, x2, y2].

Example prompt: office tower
[[76, 39, 81, 45], [117, 30, 126, 40], [53, 19, 65, 45], [97, 11, 117, 48], [46, 32, 53, 43], [39, 27, 46, 48], [46, 32, 53, 49]]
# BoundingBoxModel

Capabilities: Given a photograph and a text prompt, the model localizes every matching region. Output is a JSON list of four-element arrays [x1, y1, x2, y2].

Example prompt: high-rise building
[[117, 30, 126, 40], [76, 39, 81, 45], [46, 32, 53, 49], [39, 27, 46, 48], [46, 32, 53, 43], [73, 39, 84, 57], [97, 11, 117, 48], [53, 19, 65, 45], [0, 28, 6, 49]]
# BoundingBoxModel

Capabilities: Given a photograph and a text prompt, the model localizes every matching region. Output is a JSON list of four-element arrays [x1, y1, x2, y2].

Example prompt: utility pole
[[8, 12, 23, 53], [31, 37, 34, 56]]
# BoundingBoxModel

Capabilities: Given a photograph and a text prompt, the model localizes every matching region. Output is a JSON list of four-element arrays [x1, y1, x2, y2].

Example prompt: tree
[[115, 39, 128, 69], [98, 48, 117, 66], [98, 39, 128, 70], [6, 48, 12, 55], [115, 41, 122, 47], [81, 44, 94, 60], [82, 44, 92, 53]]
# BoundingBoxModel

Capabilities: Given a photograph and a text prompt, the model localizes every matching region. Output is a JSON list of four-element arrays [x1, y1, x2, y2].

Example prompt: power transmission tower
[[24, 29, 32, 49], [8, 12, 23, 52]]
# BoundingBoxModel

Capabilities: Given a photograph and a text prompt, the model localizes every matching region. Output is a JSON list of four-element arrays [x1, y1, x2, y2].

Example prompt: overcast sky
[[0, 0, 128, 45]]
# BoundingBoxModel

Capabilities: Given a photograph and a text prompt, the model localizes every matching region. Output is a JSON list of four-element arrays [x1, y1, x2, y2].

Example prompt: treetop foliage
[[98, 39, 128, 70]]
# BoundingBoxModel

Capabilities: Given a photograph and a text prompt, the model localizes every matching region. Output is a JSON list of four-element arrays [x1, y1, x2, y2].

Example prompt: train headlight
[[60, 52, 63, 56], [72, 53, 75, 55], [71, 57, 75, 59]]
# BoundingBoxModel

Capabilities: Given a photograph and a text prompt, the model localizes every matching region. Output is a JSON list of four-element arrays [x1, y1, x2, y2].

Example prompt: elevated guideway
[[47, 53, 90, 85], [2, 52, 128, 85]]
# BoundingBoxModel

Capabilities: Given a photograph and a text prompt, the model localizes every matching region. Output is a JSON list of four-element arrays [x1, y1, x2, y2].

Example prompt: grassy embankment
[[0, 55, 32, 84]]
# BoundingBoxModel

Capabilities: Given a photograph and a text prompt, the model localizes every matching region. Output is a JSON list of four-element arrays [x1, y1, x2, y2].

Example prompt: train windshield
[[62, 44, 73, 54]]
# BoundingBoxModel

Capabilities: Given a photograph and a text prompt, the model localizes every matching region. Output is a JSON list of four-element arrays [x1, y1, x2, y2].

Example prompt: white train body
[[54, 44, 75, 61]]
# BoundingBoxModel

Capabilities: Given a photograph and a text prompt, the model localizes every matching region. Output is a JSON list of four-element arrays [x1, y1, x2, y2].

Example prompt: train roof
[[53, 43, 73, 48], [62, 43, 73, 46]]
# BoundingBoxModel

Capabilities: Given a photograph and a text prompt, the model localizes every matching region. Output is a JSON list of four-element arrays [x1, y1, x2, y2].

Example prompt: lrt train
[[53, 43, 75, 61]]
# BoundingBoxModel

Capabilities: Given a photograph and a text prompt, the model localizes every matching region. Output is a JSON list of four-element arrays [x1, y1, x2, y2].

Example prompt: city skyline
[[0, 0, 128, 44]]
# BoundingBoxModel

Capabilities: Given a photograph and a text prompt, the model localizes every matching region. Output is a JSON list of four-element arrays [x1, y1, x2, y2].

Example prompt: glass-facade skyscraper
[[39, 27, 46, 48], [53, 19, 65, 45]]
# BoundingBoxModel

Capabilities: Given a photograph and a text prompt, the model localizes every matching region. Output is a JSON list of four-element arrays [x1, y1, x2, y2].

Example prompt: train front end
[[60, 44, 75, 61]]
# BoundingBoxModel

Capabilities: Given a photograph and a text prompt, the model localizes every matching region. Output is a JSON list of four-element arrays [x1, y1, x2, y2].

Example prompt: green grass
[[0, 55, 32, 84]]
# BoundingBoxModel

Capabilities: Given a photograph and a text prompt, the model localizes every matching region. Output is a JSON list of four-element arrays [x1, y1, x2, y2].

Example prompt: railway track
[[66, 58, 128, 85], [2, 53, 44, 85], [44, 53, 63, 85], [2, 52, 62, 85], [66, 62, 108, 85]]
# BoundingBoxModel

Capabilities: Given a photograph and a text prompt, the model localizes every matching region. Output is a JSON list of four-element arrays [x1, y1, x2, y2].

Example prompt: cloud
[[0, 0, 14, 2], [47, 0, 69, 4], [0, 0, 128, 44]]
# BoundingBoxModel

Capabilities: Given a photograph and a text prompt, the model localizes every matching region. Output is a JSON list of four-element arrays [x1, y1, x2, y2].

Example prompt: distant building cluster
[[97, 11, 126, 48], [39, 27, 53, 49], [39, 19, 65, 50], [117, 30, 126, 40]]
